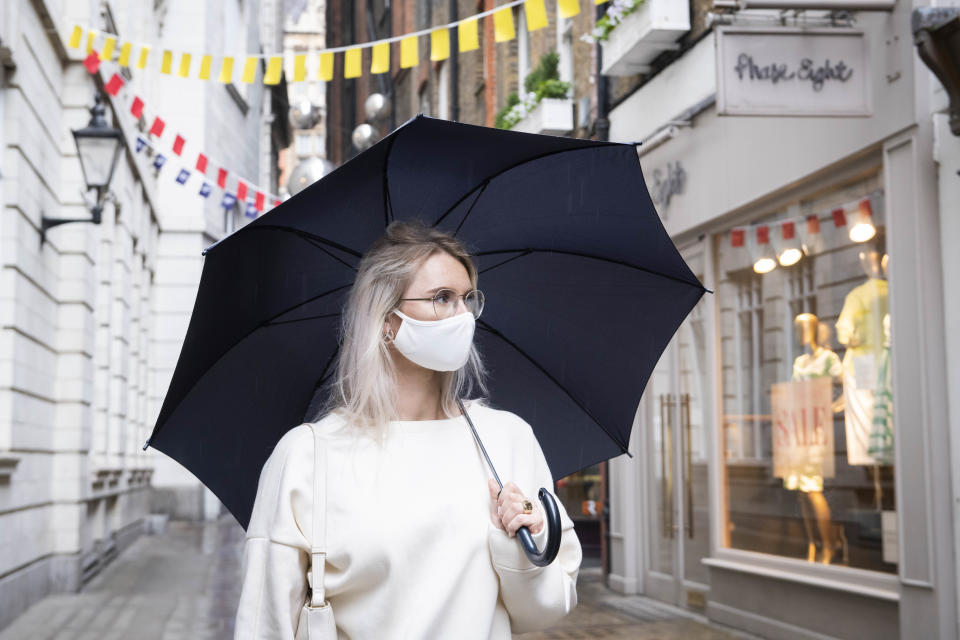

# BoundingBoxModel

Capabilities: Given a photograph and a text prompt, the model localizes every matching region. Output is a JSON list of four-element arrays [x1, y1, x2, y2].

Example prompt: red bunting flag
[[807, 215, 821, 234], [130, 96, 144, 119], [104, 73, 124, 96], [273, 199, 282, 207], [756, 225, 770, 245], [731, 228, 745, 248], [832, 208, 847, 227], [217, 168, 228, 188], [195, 153, 208, 175], [148, 116, 165, 137], [236, 180, 248, 202], [83, 51, 101, 73], [858, 198, 873, 219], [255, 191, 265, 211], [172, 135, 185, 155], [782, 220, 795, 240]]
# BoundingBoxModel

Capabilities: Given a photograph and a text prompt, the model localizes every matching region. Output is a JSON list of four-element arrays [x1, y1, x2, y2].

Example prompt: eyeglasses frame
[[397, 288, 485, 320]]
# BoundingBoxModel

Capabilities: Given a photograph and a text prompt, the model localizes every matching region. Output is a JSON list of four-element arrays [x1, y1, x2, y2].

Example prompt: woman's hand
[[488, 477, 544, 537]]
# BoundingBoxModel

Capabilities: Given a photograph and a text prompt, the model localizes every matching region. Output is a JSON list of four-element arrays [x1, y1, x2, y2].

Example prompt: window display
[[715, 178, 896, 573]]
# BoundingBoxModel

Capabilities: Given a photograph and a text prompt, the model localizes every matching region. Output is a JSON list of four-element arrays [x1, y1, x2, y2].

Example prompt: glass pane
[[647, 353, 675, 575], [715, 176, 896, 573], [555, 465, 603, 562], [677, 254, 710, 586]]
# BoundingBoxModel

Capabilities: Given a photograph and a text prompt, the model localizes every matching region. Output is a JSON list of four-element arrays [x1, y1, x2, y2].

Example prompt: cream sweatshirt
[[233, 400, 582, 639]]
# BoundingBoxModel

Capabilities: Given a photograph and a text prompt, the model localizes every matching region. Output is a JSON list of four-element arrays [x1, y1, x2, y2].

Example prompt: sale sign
[[771, 377, 835, 481]]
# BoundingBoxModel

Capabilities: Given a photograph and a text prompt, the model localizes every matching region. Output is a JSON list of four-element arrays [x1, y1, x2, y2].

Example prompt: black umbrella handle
[[455, 397, 562, 567], [515, 487, 562, 567]]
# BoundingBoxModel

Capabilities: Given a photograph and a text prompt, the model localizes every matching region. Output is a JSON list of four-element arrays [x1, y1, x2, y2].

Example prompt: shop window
[[556, 465, 603, 561], [715, 178, 896, 573]]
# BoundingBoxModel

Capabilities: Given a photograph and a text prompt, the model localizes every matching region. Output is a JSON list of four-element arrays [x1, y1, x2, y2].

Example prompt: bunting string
[[727, 192, 882, 249], [67, 0, 609, 84], [83, 52, 282, 216]]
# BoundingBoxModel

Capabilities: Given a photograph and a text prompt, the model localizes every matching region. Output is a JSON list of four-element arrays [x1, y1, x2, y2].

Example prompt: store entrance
[[642, 241, 711, 609]]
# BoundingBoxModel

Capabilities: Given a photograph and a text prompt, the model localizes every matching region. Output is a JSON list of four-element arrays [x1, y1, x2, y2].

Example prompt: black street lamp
[[41, 93, 123, 246]]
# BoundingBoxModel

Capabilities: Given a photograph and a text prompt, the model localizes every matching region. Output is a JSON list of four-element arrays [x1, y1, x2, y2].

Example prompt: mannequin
[[787, 313, 842, 564], [835, 248, 889, 466]]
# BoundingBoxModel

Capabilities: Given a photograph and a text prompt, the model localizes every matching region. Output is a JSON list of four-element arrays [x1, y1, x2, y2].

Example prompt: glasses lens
[[465, 290, 484, 319], [433, 289, 456, 320]]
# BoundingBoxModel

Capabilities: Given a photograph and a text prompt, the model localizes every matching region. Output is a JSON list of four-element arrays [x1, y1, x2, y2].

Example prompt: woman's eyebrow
[[424, 285, 469, 295]]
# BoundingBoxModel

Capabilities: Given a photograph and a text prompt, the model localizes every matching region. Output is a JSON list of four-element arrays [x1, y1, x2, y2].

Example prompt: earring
[[383, 328, 394, 343]]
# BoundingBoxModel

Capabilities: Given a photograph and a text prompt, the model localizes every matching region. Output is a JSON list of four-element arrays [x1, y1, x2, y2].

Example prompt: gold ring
[[522, 499, 533, 514]]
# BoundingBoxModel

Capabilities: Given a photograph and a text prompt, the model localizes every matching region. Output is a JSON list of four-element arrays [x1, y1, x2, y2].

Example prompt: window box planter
[[600, 0, 690, 77], [510, 97, 574, 136]]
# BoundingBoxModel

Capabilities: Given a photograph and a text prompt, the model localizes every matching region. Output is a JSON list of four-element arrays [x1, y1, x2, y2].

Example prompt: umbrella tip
[[142, 437, 151, 451]]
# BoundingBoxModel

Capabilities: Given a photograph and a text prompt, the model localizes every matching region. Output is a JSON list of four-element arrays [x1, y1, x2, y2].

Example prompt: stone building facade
[[0, 0, 287, 630]]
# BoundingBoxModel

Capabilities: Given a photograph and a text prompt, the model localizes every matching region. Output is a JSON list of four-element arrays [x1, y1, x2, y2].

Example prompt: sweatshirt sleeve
[[487, 418, 583, 634], [234, 426, 313, 640]]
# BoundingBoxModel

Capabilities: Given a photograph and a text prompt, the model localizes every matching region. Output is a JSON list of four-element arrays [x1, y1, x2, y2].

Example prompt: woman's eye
[[435, 291, 452, 304]]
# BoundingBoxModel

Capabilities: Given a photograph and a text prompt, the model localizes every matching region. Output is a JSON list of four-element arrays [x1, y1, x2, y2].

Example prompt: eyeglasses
[[398, 288, 485, 320]]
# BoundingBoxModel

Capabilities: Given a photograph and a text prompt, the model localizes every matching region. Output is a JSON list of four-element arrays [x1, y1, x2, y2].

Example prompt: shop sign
[[770, 377, 836, 482], [716, 27, 871, 117], [650, 160, 686, 214]]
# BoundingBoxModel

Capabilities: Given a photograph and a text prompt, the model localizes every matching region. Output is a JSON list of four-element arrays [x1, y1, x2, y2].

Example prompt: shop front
[[605, 13, 956, 639]]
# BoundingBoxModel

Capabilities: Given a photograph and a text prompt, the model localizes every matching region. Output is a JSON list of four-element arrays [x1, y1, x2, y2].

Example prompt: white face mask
[[391, 309, 476, 371]]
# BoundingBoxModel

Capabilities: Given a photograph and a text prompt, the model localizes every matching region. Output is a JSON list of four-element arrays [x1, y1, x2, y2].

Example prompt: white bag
[[295, 424, 337, 639]]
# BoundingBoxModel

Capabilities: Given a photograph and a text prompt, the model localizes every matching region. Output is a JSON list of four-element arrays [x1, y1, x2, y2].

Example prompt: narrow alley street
[[0, 516, 747, 640]]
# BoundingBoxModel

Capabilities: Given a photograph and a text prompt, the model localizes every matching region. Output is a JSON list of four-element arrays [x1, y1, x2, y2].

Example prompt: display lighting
[[753, 225, 777, 274], [777, 220, 803, 266], [849, 198, 877, 243]]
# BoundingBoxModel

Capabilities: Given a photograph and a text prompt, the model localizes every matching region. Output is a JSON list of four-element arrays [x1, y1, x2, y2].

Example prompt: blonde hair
[[311, 219, 489, 438]]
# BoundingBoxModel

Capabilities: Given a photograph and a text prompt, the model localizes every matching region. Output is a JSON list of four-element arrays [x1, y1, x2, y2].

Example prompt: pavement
[[0, 514, 750, 640]]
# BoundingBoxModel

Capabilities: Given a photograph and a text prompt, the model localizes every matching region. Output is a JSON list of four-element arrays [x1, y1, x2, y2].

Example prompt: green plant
[[495, 52, 571, 130], [580, 0, 645, 44]]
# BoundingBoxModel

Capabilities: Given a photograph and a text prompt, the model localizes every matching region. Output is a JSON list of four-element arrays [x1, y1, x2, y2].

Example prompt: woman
[[234, 220, 582, 639]]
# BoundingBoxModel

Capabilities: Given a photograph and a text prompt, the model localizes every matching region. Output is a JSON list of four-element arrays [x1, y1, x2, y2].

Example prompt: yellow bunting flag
[[596, 0, 609, 3], [400, 35, 418, 69], [525, 0, 548, 31], [371, 42, 390, 74], [458, 18, 479, 52], [241, 57, 258, 83], [177, 53, 192, 78], [344, 47, 362, 79], [264, 56, 283, 84], [294, 54, 307, 81], [218, 57, 234, 83], [430, 28, 450, 61], [161, 50, 173, 74], [118, 42, 132, 66], [319, 52, 334, 81], [136, 46, 150, 69], [86, 30, 97, 54], [68, 25, 83, 49], [493, 7, 515, 42], [100, 36, 116, 60], [198, 54, 212, 80], [558, 0, 580, 18]]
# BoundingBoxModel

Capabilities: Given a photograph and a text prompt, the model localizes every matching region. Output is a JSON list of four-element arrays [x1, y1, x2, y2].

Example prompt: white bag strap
[[308, 423, 327, 607]]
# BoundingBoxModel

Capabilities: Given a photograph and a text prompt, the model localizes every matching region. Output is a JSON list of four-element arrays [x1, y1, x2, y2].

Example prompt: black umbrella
[[144, 114, 706, 566]]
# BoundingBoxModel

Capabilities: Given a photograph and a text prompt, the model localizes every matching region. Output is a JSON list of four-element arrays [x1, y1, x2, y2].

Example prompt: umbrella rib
[[478, 249, 533, 275], [475, 248, 705, 290], [476, 318, 631, 455], [242, 225, 364, 258], [428, 142, 622, 231], [148, 283, 352, 442], [264, 312, 342, 327]]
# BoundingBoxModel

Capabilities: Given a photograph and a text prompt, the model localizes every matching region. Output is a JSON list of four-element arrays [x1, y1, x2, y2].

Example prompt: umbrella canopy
[[145, 114, 706, 530]]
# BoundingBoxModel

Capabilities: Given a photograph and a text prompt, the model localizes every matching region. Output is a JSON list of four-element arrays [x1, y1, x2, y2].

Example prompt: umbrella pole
[[455, 397, 562, 567], [455, 396, 504, 495]]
